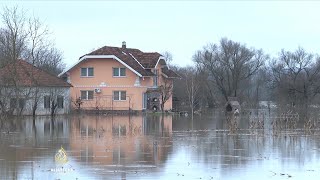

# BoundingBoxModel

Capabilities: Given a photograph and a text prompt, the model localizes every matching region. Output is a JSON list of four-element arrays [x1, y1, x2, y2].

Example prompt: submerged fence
[[248, 110, 300, 130]]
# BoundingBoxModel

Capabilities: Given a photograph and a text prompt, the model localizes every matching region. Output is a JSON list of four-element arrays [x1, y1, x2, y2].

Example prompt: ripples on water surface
[[1, 110, 320, 180]]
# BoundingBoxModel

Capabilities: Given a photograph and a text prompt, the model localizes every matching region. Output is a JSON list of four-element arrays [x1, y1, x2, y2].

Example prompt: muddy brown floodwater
[[1, 109, 320, 180]]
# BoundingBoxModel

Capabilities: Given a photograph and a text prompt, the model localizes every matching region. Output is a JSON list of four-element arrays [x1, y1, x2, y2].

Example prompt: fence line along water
[[248, 110, 299, 130], [248, 110, 320, 132]]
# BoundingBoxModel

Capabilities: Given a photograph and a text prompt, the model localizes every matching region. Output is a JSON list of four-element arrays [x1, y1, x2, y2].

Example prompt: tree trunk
[[32, 101, 37, 117], [161, 103, 164, 113]]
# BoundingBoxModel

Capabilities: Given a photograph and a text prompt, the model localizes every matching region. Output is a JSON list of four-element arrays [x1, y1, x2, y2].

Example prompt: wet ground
[[1, 109, 320, 180]]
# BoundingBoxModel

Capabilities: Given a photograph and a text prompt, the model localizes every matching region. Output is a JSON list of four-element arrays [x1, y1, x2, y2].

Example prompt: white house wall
[[0, 87, 70, 116]]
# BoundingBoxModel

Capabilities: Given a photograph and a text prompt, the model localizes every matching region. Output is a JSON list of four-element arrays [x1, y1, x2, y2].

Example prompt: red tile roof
[[0, 60, 71, 87], [59, 44, 178, 78], [84, 46, 165, 76], [162, 67, 181, 78], [86, 46, 155, 76]]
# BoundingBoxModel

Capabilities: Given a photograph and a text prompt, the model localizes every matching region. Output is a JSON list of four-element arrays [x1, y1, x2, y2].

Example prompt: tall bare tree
[[161, 51, 173, 66], [0, 6, 65, 117], [159, 78, 173, 112], [184, 66, 201, 115], [194, 38, 267, 101], [270, 47, 320, 107], [0, 6, 27, 67], [0, 6, 65, 74]]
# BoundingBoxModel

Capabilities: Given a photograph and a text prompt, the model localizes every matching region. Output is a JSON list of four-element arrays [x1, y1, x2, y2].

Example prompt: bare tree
[[159, 78, 173, 112], [46, 88, 65, 117], [184, 66, 201, 116], [0, 6, 65, 117], [194, 38, 267, 101], [179, 66, 201, 115], [0, 6, 64, 72], [72, 96, 83, 111], [171, 65, 217, 112], [270, 47, 320, 107], [36, 48, 65, 75], [161, 51, 173, 66], [0, 6, 27, 67]]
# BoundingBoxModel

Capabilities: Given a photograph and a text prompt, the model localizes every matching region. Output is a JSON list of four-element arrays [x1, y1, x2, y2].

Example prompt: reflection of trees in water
[[0, 116, 71, 179], [269, 133, 320, 166], [172, 110, 320, 170], [189, 133, 255, 168], [0, 116, 22, 133], [139, 115, 172, 137], [179, 129, 320, 170]]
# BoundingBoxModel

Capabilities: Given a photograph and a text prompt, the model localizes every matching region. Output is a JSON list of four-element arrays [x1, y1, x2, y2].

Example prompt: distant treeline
[[171, 38, 320, 112]]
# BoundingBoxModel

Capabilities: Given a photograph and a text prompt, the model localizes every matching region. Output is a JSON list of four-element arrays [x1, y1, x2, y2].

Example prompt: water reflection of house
[[69, 115, 173, 166]]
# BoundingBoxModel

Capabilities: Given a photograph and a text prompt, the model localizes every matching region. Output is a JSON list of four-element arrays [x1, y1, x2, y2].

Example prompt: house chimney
[[122, 41, 126, 49]]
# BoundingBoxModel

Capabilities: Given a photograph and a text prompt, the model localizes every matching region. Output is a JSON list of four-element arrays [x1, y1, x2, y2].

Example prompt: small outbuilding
[[225, 97, 240, 113]]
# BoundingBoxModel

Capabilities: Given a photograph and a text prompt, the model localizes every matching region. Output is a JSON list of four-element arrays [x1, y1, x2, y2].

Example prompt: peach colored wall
[[69, 58, 138, 86], [140, 76, 153, 87], [68, 58, 173, 111], [71, 87, 146, 110]]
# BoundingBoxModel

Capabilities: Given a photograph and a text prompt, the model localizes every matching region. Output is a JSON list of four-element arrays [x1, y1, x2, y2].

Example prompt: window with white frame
[[113, 67, 126, 77], [81, 67, 94, 77], [81, 90, 94, 100], [113, 91, 126, 101]]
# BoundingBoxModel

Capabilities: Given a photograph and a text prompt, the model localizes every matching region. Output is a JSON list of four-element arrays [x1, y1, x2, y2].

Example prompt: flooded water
[[1, 110, 320, 180]]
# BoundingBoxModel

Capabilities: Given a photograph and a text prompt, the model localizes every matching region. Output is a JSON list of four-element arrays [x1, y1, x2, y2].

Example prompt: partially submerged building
[[59, 42, 179, 112], [0, 60, 71, 115]]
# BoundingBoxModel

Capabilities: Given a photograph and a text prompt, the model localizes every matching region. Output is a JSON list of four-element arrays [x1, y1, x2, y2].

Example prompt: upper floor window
[[153, 69, 158, 87], [113, 67, 126, 77], [81, 67, 94, 77], [81, 90, 94, 100]]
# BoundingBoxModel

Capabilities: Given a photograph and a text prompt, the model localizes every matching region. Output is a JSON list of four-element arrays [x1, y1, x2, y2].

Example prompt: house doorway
[[144, 90, 160, 111], [143, 93, 147, 110]]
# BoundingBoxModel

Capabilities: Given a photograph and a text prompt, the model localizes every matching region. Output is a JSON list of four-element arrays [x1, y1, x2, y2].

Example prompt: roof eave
[[58, 55, 143, 77], [154, 56, 166, 68]]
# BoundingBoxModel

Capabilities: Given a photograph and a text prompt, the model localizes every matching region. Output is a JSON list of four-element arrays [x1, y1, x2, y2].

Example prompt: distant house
[[0, 60, 71, 116], [59, 42, 179, 111]]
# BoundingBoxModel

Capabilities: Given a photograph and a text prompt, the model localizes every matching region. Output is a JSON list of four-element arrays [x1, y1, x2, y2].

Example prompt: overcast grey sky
[[2, 1, 320, 68]]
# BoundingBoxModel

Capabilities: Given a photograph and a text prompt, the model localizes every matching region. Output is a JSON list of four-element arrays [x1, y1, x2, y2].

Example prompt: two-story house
[[59, 42, 179, 111]]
